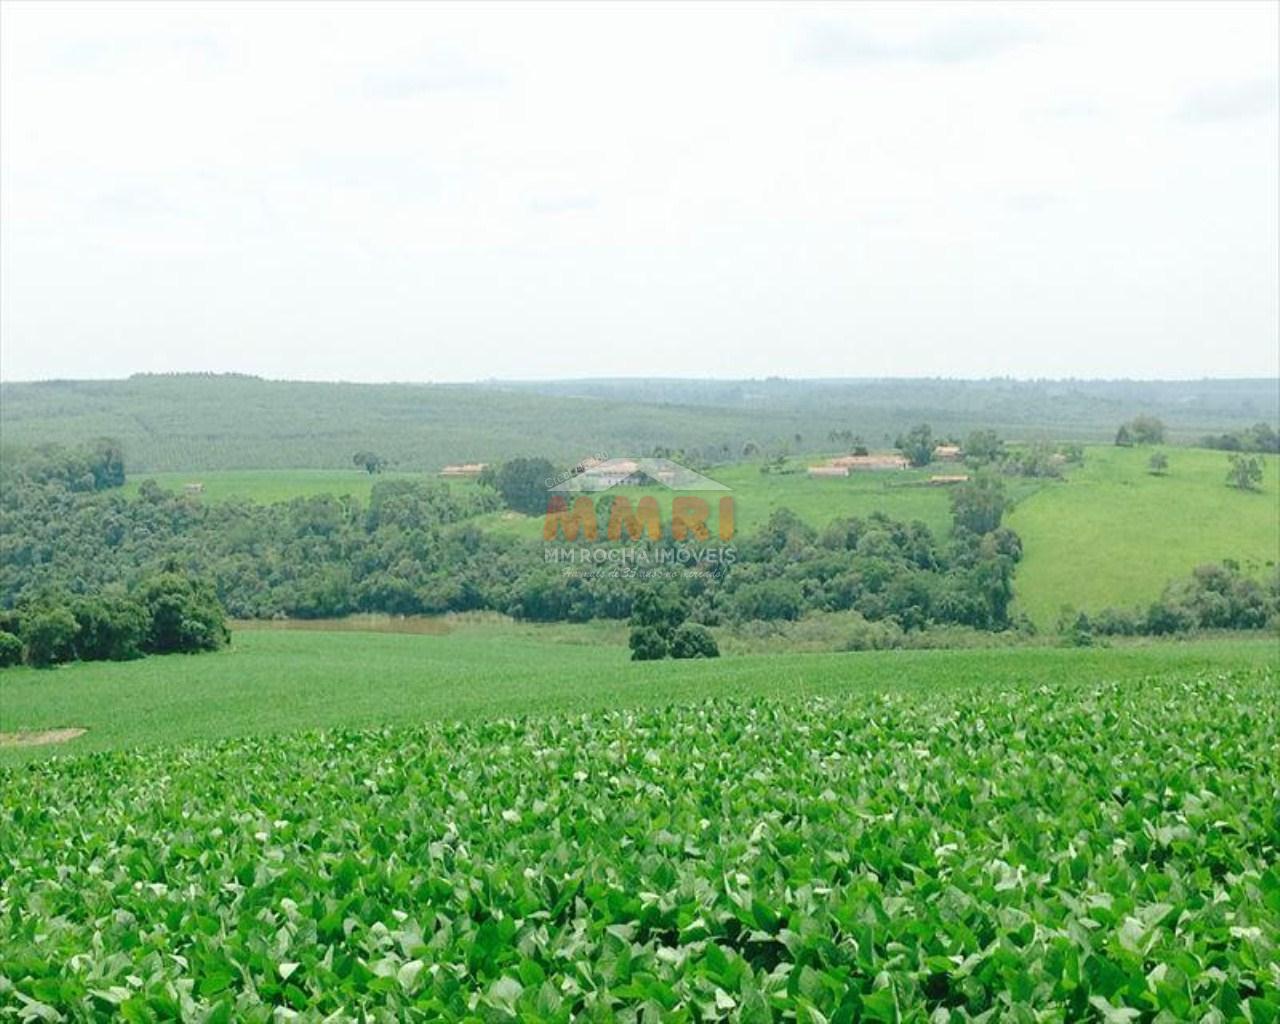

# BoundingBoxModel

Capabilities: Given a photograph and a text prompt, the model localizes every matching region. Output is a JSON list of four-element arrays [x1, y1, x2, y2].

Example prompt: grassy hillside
[[3, 374, 1275, 472], [2, 624, 1274, 764], [1009, 446, 1280, 626], [115, 459, 1042, 540], [96, 448, 1280, 632], [481, 460, 1048, 541]]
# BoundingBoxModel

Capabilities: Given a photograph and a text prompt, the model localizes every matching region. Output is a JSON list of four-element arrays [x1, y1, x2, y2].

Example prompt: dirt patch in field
[[0, 728, 87, 748]]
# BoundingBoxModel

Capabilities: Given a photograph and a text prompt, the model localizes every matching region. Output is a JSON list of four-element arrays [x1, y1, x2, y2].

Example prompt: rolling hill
[[2, 374, 1275, 472]]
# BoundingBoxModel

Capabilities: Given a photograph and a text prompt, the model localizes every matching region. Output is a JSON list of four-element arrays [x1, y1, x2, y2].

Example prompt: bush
[[1145, 600, 1195, 636], [1061, 612, 1094, 647], [1092, 607, 1140, 636], [842, 614, 905, 651], [669, 623, 719, 659], [0, 630, 23, 668], [22, 607, 80, 668], [628, 626, 669, 661]]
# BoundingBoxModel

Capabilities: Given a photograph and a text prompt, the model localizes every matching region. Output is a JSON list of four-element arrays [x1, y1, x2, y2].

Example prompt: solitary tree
[[1147, 452, 1169, 476], [1226, 453, 1264, 492], [895, 423, 935, 467], [353, 451, 385, 475], [950, 473, 1007, 535], [1129, 415, 1166, 445], [492, 457, 558, 515], [964, 429, 1004, 466], [1116, 416, 1164, 446]]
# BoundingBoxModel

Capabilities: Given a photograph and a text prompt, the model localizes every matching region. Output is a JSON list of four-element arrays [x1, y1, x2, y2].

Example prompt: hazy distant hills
[[1, 374, 1276, 472]]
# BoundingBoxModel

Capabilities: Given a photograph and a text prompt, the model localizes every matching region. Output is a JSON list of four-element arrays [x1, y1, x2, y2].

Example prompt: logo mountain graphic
[[550, 457, 728, 493]]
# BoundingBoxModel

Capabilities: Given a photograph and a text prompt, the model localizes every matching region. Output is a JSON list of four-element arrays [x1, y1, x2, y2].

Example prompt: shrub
[[0, 630, 23, 668], [669, 623, 719, 659], [842, 614, 905, 651], [1145, 599, 1195, 636], [1092, 606, 1139, 636], [1061, 612, 1094, 647], [628, 626, 669, 661]]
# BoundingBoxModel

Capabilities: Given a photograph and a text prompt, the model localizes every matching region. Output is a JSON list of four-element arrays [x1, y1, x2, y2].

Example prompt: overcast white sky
[[1, 1, 1276, 382]]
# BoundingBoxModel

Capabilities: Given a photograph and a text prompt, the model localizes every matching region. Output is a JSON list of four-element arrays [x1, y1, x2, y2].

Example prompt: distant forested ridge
[[1, 374, 1274, 473]]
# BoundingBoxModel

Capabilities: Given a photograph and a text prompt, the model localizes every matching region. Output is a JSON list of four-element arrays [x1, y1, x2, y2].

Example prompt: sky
[[1, 1, 1277, 383]]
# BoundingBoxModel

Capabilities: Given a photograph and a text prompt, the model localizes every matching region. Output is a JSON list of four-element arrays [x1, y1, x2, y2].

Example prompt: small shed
[[829, 454, 910, 471], [439, 463, 488, 478]]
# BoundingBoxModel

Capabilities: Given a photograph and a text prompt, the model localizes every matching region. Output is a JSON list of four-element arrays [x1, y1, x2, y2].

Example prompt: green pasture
[[116, 459, 1008, 540], [1008, 446, 1280, 627], [472, 459, 1049, 542]]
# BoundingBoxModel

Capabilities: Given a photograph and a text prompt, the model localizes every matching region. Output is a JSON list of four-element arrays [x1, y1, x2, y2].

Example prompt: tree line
[[0, 571, 229, 669], [1059, 561, 1278, 644], [1, 455, 1026, 637]]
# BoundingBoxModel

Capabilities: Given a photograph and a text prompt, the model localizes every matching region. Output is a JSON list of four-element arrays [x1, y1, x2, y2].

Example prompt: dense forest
[[2, 446, 1025, 634], [2, 375, 1276, 472]]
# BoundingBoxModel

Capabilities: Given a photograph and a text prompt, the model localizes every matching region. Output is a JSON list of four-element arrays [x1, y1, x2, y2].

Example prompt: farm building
[[439, 463, 488, 478], [556, 457, 720, 493], [183, 482, 204, 495], [829, 453, 910, 471], [928, 474, 970, 486], [934, 445, 963, 461], [576, 458, 638, 488], [807, 465, 850, 478]]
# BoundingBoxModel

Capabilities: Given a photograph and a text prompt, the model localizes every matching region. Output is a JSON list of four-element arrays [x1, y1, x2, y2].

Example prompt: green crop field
[[2, 623, 1275, 763], [1008, 447, 1280, 627], [1, 630, 1275, 1020]]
